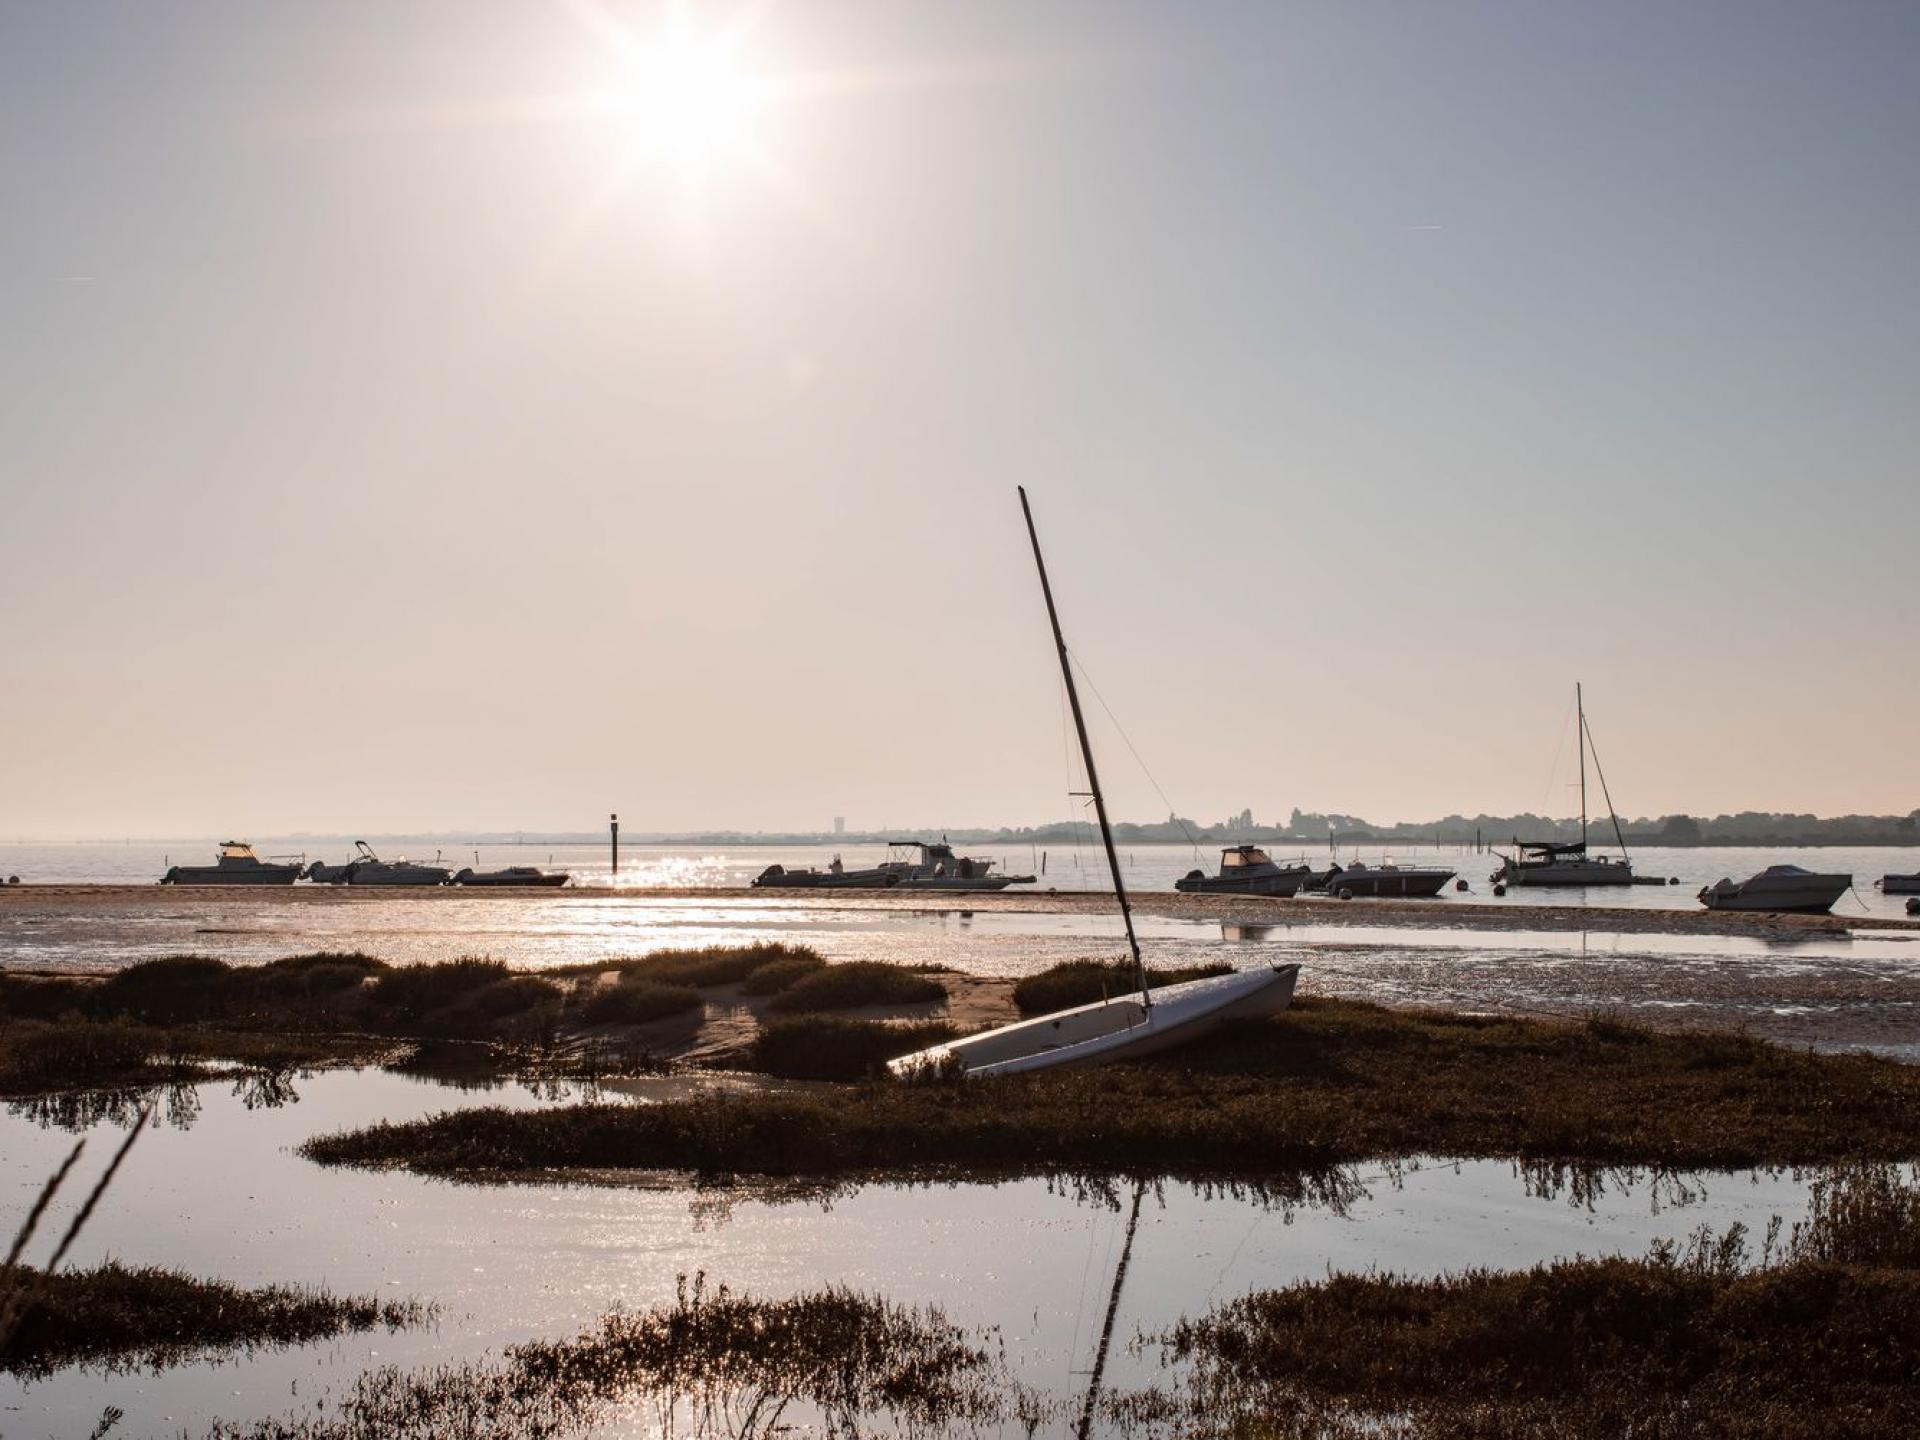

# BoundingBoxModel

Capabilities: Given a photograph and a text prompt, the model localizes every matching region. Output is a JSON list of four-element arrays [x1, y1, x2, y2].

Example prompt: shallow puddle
[[0, 1068, 1840, 1437]]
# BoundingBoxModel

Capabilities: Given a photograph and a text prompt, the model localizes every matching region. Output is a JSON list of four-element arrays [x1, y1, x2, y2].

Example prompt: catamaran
[[889, 489, 1299, 1079], [1491, 683, 1635, 887]]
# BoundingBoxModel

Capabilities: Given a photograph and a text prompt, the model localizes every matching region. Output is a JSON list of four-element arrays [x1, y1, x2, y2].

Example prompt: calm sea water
[[0, 1068, 1848, 1438], [4, 841, 1917, 919]]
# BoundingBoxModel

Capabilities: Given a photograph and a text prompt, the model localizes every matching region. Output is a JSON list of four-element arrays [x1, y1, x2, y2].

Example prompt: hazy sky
[[3, 1, 1916, 837]]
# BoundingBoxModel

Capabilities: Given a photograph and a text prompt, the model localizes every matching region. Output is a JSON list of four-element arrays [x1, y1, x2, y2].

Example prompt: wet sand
[[6, 882, 1913, 939]]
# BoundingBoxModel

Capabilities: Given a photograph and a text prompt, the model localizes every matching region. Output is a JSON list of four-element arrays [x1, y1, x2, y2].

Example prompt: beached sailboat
[[1491, 684, 1635, 887], [889, 488, 1299, 1079]]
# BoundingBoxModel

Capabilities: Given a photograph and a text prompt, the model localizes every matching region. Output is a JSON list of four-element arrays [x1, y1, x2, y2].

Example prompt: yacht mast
[[1018, 486, 1149, 1007], [1577, 682, 1589, 849]]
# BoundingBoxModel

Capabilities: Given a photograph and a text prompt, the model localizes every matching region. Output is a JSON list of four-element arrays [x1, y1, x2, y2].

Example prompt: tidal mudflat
[[4, 902, 1919, 1435], [7, 884, 1920, 1053]]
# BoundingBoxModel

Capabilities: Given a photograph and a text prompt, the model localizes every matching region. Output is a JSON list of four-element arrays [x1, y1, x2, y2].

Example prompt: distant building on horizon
[[833, 816, 845, 835]]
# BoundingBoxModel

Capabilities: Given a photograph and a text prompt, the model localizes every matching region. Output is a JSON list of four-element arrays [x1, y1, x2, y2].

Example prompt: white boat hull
[[888, 964, 1300, 1079], [1698, 869, 1851, 914]]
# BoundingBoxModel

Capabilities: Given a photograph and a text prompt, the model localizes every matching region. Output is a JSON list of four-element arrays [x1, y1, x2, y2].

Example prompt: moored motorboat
[[879, 840, 1034, 891], [1322, 860, 1455, 899], [752, 856, 900, 889], [159, 842, 301, 886], [888, 487, 1299, 1080], [1698, 865, 1851, 914], [452, 866, 570, 888], [1879, 873, 1920, 896], [341, 840, 451, 887], [1175, 845, 1310, 896]]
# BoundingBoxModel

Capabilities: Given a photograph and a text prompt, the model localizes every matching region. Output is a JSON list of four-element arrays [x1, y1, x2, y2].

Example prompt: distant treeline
[[347, 807, 1920, 850]]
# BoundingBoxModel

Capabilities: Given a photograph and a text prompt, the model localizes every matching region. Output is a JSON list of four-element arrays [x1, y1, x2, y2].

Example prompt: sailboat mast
[[1577, 682, 1589, 849], [1018, 486, 1149, 1007]]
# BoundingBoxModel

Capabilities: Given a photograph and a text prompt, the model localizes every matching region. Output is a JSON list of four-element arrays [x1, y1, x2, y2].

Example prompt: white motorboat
[[1321, 860, 1455, 898], [452, 865, 570, 888], [752, 856, 900, 889], [1492, 684, 1635, 887], [889, 487, 1299, 1080], [1698, 865, 1851, 915], [159, 842, 301, 886], [1175, 845, 1311, 896], [879, 840, 1034, 891], [342, 840, 451, 887]]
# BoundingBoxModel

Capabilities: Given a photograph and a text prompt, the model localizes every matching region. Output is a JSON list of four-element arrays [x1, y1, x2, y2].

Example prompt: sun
[[611, 16, 763, 171]]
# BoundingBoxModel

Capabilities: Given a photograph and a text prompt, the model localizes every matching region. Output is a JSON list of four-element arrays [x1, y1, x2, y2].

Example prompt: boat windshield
[[219, 843, 257, 861], [1222, 848, 1270, 868]]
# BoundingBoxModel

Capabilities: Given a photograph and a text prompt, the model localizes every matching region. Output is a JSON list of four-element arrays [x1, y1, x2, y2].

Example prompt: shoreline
[[5, 882, 1916, 940]]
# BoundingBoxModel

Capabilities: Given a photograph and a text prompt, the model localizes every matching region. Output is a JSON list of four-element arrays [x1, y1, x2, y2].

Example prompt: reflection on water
[[0, 1068, 1842, 1437]]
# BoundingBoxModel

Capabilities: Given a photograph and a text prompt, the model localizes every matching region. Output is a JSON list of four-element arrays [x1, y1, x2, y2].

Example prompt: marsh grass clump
[[1155, 1166, 1920, 1440], [303, 999, 1920, 1181], [751, 1018, 959, 1080], [766, 962, 948, 1014], [575, 978, 703, 1026], [198, 1276, 1030, 1440], [0, 1262, 427, 1377], [739, 953, 829, 995], [560, 943, 827, 990], [367, 958, 514, 1024], [1012, 959, 1235, 1016]]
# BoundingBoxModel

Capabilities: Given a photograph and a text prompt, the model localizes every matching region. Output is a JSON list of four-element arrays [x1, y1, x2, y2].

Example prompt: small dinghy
[[1879, 873, 1920, 896], [453, 866, 570, 888], [889, 488, 1302, 1080], [1175, 845, 1310, 896]]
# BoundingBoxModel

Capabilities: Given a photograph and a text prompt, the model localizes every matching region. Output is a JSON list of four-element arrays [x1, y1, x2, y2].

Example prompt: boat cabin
[[1220, 845, 1275, 870], [217, 842, 263, 867]]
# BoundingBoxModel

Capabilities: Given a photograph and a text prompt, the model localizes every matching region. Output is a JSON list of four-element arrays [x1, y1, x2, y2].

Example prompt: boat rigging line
[[1577, 683, 1630, 861], [1020, 485, 1149, 1006]]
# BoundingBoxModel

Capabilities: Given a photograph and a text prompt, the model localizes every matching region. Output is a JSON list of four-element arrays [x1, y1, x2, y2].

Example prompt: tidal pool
[[1, 1067, 1834, 1437]]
